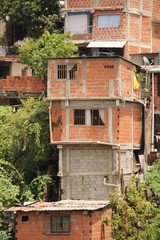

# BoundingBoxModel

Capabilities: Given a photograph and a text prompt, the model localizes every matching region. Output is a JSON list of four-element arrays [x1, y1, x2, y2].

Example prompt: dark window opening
[[157, 74, 160, 96], [51, 215, 70, 233], [57, 64, 67, 79], [98, 48, 124, 57], [0, 66, 10, 79], [21, 216, 29, 222], [69, 64, 77, 80], [91, 109, 104, 125], [57, 64, 78, 80], [74, 109, 85, 125], [74, 109, 104, 126]]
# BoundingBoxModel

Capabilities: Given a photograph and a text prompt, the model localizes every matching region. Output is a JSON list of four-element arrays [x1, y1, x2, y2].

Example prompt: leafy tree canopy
[[106, 175, 158, 240], [0, 0, 62, 39], [19, 31, 78, 78], [146, 160, 160, 195], [0, 97, 57, 204]]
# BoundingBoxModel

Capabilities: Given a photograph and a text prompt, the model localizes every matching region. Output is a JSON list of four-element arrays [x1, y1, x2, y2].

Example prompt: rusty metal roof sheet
[[7, 200, 110, 212]]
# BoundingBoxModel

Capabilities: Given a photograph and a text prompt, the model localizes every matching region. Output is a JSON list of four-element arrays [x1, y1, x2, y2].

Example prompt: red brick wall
[[51, 102, 62, 141], [92, 10, 127, 41], [152, 0, 160, 21], [15, 209, 112, 240], [67, 0, 124, 8], [141, 16, 152, 44], [152, 23, 160, 53], [0, 76, 45, 93], [51, 104, 142, 145], [113, 105, 142, 144], [48, 58, 140, 99]]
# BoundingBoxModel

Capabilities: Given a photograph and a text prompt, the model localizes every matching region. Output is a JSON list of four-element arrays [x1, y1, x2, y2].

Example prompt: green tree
[[0, 0, 62, 39], [146, 161, 160, 239], [0, 98, 57, 202], [146, 160, 160, 195], [106, 175, 157, 240], [19, 31, 78, 78]]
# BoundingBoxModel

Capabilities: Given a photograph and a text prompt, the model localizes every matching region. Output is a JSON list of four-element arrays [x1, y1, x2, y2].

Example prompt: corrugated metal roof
[[87, 40, 126, 48], [7, 200, 110, 212]]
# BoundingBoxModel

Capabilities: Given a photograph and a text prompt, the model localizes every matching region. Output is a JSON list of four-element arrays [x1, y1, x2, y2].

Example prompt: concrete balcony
[[64, 26, 92, 43]]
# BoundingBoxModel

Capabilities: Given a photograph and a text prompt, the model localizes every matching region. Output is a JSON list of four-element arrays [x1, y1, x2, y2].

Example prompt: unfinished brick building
[[63, 0, 160, 58], [47, 56, 142, 200], [0, 55, 45, 106]]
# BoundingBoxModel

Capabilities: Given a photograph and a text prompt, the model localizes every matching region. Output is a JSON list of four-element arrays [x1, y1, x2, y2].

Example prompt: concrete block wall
[[59, 145, 135, 201], [59, 146, 116, 200], [15, 209, 112, 240]]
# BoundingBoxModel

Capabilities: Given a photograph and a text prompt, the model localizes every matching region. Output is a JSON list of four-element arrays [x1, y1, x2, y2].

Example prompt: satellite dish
[[143, 56, 150, 66]]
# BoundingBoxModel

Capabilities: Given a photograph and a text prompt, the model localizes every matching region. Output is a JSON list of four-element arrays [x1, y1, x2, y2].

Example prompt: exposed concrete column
[[131, 105, 133, 144], [65, 104, 70, 141], [117, 58, 121, 96], [66, 147, 71, 199], [108, 107, 113, 143], [66, 65, 70, 97], [82, 60, 86, 96], [57, 145, 63, 176]]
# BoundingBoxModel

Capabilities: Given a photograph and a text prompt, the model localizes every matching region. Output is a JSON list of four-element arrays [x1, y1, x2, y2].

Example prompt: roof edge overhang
[[87, 40, 127, 49], [6, 200, 110, 212], [62, 6, 124, 13]]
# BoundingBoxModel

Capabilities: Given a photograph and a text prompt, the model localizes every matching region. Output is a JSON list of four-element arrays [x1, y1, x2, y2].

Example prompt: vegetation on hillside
[[19, 31, 78, 78]]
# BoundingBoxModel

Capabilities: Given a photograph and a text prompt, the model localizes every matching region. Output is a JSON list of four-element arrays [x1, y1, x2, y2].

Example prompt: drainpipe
[[103, 145, 121, 190]]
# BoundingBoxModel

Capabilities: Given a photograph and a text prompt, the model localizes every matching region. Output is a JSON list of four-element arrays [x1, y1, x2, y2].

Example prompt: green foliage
[[0, 98, 57, 203], [0, 0, 62, 38], [0, 231, 11, 240], [146, 161, 160, 194], [19, 31, 78, 78], [0, 159, 20, 207], [108, 175, 157, 240], [30, 174, 53, 200]]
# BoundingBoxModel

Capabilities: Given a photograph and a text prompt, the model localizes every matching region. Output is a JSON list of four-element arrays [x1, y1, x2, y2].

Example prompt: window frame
[[56, 63, 78, 81], [74, 109, 105, 126], [97, 14, 120, 28], [50, 215, 70, 234]]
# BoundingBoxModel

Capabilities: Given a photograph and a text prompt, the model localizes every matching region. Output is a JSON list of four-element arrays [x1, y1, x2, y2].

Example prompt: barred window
[[57, 64, 78, 80], [74, 109, 104, 126], [57, 64, 67, 79], [74, 109, 85, 125], [50, 215, 70, 233]]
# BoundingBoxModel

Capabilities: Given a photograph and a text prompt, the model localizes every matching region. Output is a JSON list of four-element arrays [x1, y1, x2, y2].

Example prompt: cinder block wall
[[15, 209, 112, 240], [59, 146, 115, 200]]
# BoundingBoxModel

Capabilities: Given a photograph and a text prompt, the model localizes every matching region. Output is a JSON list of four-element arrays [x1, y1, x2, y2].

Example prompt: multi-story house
[[47, 56, 143, 200], [63, 0, 160, 59]]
